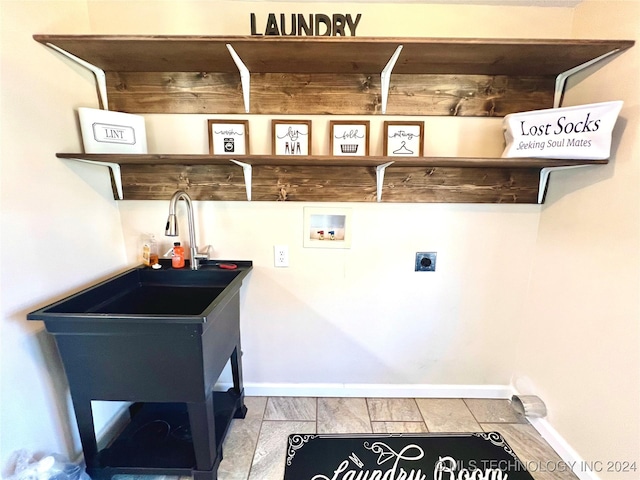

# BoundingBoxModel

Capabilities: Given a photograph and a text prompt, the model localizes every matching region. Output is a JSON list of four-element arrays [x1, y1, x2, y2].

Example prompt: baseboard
[[528, 417, 601, 480], [215, 382, 515, 398]]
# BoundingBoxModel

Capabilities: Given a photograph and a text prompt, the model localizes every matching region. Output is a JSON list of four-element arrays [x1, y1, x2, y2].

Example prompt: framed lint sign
[[303, 207, 352, 249], [384, 121, 424, 157], [78, 107, 147, 154], [208, 119, 249, 155], [330, 121, 369, 156], [272, 120, 312, 155]]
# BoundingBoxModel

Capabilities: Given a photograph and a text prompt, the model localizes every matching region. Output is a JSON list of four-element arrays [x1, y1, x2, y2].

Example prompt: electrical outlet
[[415, 252, 437, 272], [274, 245, 289, 267]]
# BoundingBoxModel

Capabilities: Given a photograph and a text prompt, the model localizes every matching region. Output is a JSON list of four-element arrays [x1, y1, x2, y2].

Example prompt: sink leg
[[230, 344, 243, 393], [193, 469, 217, 480], [230, 344, 247, 418], [188, 394, 218, 474], [70, 394, 99, 469]]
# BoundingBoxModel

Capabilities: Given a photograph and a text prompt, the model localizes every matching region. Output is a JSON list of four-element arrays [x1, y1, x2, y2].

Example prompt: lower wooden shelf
[[56, 153, 608, 204], [88, 391, 242, 480]]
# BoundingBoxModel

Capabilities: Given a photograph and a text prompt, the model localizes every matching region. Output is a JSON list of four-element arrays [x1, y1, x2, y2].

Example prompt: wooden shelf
[[41, 35, 631, 204], [34, 35, 634, 116], [57, 153, 608, 204], [56, 153, 606, 169], [34, 35, 632, 76]]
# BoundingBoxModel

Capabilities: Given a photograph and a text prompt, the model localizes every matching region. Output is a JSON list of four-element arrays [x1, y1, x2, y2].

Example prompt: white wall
[[102, 0, 572, 394], [84, 0, 574, 37], [0, 1, 130, 471], [514, 1, 640, 478]]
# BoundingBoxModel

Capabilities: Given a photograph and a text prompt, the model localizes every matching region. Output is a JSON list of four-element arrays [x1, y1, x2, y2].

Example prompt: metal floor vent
[[511, 394, 547, 418]]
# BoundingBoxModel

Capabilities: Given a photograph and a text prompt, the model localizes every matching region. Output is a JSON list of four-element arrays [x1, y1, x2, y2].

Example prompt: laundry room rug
[[284, 432, 535, 480]]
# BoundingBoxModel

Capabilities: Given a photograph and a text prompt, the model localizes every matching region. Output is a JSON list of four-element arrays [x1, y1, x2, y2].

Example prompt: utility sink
[[27, 260, 253, 480], [28, 260, 252, 323]]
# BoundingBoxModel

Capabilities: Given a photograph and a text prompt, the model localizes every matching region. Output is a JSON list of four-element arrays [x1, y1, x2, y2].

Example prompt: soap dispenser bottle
[[172, 242, 185, 269]]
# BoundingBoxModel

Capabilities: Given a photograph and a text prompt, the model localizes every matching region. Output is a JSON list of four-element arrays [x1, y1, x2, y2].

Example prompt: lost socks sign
[[250, 13, 362, 36], [502, 101, 623, 160]]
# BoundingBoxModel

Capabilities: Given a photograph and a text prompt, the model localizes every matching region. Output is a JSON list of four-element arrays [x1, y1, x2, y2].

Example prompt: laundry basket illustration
[[340, 144, 359, 154]]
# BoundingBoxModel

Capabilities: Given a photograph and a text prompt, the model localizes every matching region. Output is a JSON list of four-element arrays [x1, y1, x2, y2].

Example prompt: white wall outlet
[[274, 245, 289, 267]]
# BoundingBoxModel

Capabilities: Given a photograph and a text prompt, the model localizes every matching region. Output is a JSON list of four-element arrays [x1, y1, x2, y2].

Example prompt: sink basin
[[28, 260, 252, 323]]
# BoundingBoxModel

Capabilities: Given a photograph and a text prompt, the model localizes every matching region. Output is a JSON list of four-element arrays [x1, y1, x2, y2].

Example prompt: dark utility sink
[[28, 260, 253, 324], [27, 260, 253, 480]]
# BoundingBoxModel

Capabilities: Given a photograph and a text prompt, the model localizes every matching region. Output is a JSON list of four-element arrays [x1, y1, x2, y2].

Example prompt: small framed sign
[[330, 121, 369, 156], [272, 120, 312, 155], [208, 119, 250, 155], [78, 107, 147, 154], [384, 121, 424, 157]]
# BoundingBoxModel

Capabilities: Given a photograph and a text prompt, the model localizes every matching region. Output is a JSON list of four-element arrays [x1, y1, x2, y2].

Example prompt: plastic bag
[[3, 451, 90, 480]]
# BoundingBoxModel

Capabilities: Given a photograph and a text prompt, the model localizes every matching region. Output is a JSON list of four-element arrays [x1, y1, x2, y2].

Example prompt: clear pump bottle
[[142, 234, 159, 267], [148, 235, 159, 266]]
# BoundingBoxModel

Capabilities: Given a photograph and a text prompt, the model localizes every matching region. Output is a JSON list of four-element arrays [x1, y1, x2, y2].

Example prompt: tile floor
[[213, 397, 579, 480]]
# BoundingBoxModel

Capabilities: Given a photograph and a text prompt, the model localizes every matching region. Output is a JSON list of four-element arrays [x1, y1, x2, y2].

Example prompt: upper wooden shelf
[[34, 35, 633, 76], [34, 35, 634, 116]]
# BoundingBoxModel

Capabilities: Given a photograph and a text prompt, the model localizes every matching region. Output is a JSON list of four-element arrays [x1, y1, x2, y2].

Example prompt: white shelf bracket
[[226, 44, 251, 113], [380, 45, 403, 115], [45, 43, 109, 110], [554, 49, 620, 108], [376, 161, 395, 202], [66, 158, 123, 200], [230, 159, 252, 201], [538, 164, 593, 204]]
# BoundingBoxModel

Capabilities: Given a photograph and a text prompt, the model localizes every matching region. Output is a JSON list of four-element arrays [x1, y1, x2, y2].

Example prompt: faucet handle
[[194, 245, 212, 260]]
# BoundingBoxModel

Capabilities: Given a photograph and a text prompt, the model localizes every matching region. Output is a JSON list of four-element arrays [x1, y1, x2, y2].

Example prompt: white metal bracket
[[376, 161, 395, 202], [226, 44, 251, 113], [230, 159, 252, 201], [66, 158, 123, 200], [380, 45, 403, 114], [45, 43, 109, 110], [538, 164, 593, 204], [554, 49, 620, 108]]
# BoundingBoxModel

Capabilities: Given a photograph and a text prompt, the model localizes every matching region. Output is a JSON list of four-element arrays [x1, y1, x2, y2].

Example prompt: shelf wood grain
[[34, 35, 634, 116], [56, 153, 608, 203]]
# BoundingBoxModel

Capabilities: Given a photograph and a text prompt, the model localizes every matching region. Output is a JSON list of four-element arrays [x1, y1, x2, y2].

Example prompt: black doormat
[[284, 432, 535, 480]]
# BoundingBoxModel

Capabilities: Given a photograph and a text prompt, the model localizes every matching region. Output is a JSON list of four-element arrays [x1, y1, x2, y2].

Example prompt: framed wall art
[[272, 120, 312, 155], [303, 207, 352, 249], [383, 121, 424, 157], [330, 121, 369, 156], [208, 119, 250, 155], [78, 107, 147, 154]]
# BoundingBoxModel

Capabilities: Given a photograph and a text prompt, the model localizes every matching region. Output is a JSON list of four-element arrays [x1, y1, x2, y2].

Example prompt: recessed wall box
[[415, 252, 437, 272]]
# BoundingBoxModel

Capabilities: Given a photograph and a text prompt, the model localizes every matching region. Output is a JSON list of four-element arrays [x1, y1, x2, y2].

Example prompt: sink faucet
[[165, 190, 208, 270]]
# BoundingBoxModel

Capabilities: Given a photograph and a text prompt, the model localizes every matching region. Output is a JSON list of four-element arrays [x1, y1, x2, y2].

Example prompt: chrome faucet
[[165, 190, 208, 270]]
